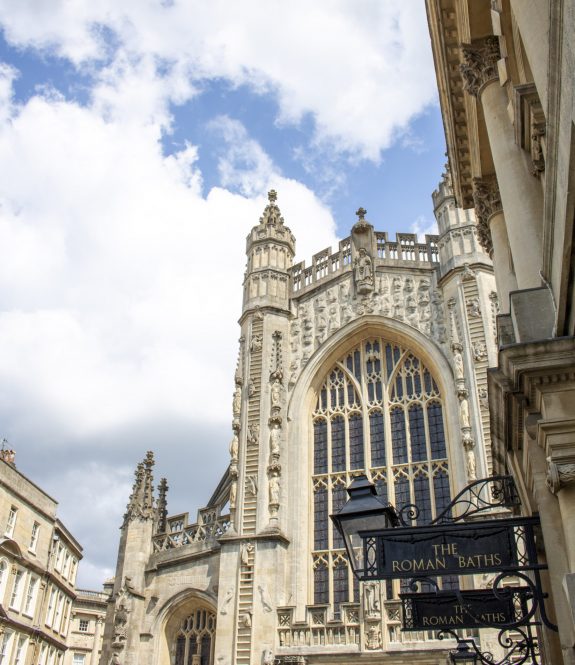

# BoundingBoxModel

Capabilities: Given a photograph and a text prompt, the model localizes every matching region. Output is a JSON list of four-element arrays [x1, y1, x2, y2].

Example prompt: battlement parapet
[[290, 232, 439, 296]]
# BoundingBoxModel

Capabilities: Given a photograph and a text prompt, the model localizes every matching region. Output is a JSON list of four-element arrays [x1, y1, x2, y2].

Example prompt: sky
[[0, 1, 447, 588]]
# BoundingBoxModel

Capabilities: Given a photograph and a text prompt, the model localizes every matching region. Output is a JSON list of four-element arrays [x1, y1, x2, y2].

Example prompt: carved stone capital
[[546, 458, 575, 494], [460, 36, 501, 98], [472, 175, 502, 253]]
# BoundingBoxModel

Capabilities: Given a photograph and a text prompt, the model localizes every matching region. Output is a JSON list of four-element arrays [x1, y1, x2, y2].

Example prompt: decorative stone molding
[[460, 36, 501, 98], [546, 459, 575, 494], [514, 84, 546, 178], [472, 175, 502, 254]]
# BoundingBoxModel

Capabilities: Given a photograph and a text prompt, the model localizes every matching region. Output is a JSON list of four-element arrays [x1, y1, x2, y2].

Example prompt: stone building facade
[[0, 449, 82, 665], [425, 0, 575, 663], [65, 589, 107, 665], [100, 183, 500, 664]]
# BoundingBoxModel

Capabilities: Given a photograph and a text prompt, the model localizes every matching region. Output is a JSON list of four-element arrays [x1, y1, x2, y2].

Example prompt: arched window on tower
[[171, 608, 216, 665], [311, 339, 452, 613]]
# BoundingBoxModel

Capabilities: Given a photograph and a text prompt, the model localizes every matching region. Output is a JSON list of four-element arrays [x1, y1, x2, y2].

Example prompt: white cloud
[[410, 214, 438, 241], [0, 79, 337, 441], [0, 1, 437, 160]]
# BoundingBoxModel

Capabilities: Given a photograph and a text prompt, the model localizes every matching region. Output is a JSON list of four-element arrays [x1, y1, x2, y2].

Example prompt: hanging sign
[[400, 588, 531, 631], [361, 517, 539, 580]]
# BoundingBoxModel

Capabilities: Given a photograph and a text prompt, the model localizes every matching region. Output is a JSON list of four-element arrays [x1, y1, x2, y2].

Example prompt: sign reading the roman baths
[[361, 517, 540, 580], [400, 589, 530, 631]]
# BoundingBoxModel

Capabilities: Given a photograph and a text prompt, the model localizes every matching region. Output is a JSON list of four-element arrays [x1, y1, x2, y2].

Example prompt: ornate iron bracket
[[397, 475, 520, 527], [438, 626, 541, 665]]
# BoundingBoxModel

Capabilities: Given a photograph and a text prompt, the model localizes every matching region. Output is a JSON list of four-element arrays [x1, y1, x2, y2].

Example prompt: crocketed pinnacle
[[123, 451, 156, 526], [259, 189, 285, 226], [155, 478, 169, 534]]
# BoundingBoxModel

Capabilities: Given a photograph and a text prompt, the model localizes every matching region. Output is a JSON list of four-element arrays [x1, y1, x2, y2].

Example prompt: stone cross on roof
[[355, 207, 367, 221]]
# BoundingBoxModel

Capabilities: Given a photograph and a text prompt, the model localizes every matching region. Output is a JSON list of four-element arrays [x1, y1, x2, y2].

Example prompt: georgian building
[[425, 0, 575, 663], [100, 183, 500, 664], [65, 589, 107, 665], [0, 449, 82, 665]]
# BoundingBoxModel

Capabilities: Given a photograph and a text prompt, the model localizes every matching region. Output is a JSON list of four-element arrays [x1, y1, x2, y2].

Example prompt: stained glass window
[[311, 337, 451, 615], [391, 408, 407, 464], [369, 411, 386, 467], [314, 563, 329, 605], [314, 486, 328, 550], [313, 419, 328, 474], [331, 416, 346, 472]]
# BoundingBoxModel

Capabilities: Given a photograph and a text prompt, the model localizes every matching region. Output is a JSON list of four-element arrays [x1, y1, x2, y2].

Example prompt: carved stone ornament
[[220, 587, 234, 615], [363, 582, 381, 618], [460, 36, 501, 97], [365, 624, 382, 650], [472, 340, 488, 362], [353, 247, 374, 295], [546, 458, 575, 494], [472, 175, 501, 254]]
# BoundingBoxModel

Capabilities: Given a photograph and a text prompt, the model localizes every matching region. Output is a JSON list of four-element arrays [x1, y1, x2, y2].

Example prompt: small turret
[[243, 190, 296, 315]]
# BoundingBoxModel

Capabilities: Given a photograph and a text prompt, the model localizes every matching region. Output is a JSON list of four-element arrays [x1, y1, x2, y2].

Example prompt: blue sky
[[0, 2, 446, 587]]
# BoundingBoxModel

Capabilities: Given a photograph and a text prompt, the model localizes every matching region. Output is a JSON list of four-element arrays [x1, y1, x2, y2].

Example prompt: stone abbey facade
[[100, 180, 501, 665]]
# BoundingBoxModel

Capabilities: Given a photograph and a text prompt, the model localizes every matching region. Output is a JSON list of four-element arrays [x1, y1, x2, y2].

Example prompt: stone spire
[[155, 477, 168, 534], [123, 451, 155, 526]]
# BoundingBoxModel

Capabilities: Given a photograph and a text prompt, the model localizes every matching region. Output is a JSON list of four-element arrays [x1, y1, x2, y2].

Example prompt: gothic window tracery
[[311, 338, 451, 612], [172, 608, 216, 665]]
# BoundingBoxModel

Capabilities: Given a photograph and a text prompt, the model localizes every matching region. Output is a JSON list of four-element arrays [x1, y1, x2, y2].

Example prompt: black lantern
[[330, 474, 399, 579], [449, 641, 478, 665]]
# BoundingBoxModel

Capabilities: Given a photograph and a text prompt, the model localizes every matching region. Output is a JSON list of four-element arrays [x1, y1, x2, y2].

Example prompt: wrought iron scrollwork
[[438, 626, 540, 665], [397, 475, 520, 527]]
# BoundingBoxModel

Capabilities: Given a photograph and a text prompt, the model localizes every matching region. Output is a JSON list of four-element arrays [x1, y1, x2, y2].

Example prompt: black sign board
[[361, 517, 539, 580], [401, 588, 531, 631]]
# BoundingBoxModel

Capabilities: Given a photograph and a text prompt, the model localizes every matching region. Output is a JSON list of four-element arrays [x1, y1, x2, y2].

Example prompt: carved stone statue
[[229, 481, 237, 510], [220, 587, 234, 615], [229, 433, 239, 462], [472, 340, 487, 361], [232, 385, 242, 418], [354, 248, 374, 294], [250, 335, 262, 352], [453, 347, 464, 381], [459, 395, 470, 429], [467, 297, 481, 318], [363, 582, 380, 617], [269, 423, 281, 461], [465, 445, 477, 481], [366, 625, 381, 650], [240, 542, 254, 566], [268, 472, 280, 506], [270, 378, 281, 409], [247, 424, 259, 447], [263, 649, 275, 665]]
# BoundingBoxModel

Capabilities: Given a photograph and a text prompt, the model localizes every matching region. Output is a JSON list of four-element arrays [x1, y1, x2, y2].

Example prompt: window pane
[[314, 565, 328, 605], [409, 405, 426, 462], [433, 469, 451, 518], [314, 487, 328, 550], [428, 403, 447, 459], [348, 414, 364, 470], [313, 420, 328, 474], [331, 484, 347, 549], [390, 408, 407, 464], [333, 563, 349, 618], [413, 475, 432, 525], [331, 417, 346, 472], [369, 411, 385, 467]]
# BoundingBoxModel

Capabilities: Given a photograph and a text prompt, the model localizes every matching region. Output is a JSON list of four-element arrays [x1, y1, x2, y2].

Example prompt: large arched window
[[311, 338, 451, 614], [173, 608, 216, 665]]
